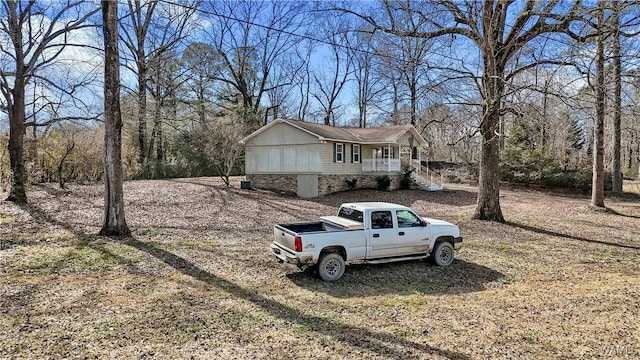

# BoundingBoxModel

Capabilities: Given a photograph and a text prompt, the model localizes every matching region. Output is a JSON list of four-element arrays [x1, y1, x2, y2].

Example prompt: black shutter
[[333, 143, 337, 163], [351, 144, 354, 163]]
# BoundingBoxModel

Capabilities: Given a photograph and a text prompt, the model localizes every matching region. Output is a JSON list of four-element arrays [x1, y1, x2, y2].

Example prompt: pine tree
[[568, 117, 585, 152]]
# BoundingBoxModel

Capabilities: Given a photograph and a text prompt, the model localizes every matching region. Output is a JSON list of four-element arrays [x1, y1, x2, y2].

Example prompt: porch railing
[[362, 159, 401, 172]]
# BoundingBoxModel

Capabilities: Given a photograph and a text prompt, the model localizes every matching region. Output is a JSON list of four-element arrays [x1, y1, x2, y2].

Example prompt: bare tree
[[310, 17, 354, 126], [204, 120, 245, 187], [375, 40, 405, 125], [350, 31, 384, 128], [147, 49, 184, 178], [119, 0, 196, 173], [0, 0, 99, 203], [100, 0, 130, 236], [180, 42, 220, 125], [611, 0, 623, 193], [588, 0, 638, 203], [592, 3, 606, 208], [339, 1, 584, 222], [294, 45, 314, 122], [201, 0, 309, 130]]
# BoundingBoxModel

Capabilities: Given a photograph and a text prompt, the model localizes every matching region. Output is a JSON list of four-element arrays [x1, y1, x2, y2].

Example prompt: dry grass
[[1, 177, 639, 359], [624, 180, 640, 196]]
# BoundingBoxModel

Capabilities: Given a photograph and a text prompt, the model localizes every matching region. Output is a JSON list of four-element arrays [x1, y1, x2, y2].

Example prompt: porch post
[[425, 149, 429, 181], [387, 143, 391, 172]]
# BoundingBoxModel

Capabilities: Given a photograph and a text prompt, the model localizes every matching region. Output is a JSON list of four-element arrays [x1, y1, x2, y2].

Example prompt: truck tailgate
[[273, 224, 297, 251]]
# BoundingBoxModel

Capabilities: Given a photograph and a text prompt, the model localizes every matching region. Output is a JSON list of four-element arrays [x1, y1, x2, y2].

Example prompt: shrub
[[344, 178, 358, 190], [375, 175, 391, 191], [501, 148, 613, 192], [399, 167, 413, 190], [623, 167, 639, 180]]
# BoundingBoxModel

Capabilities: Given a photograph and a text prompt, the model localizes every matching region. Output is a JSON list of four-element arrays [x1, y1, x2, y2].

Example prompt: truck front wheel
[[317, 253, 345, 281], [432, 241, 454, 266]]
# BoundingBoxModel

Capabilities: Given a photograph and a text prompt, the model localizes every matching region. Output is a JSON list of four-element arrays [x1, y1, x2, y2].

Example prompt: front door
[[367, 210, 397, 258]]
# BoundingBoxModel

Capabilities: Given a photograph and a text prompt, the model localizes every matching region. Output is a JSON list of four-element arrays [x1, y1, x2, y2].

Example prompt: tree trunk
[[6, 78, 27, 203], [473, 58, 504, 222], [148, 98, 164, 178], [137, 58, 147, 171], [198, 86, 206, 124], [541, 87, 548, 153], [5, 0, 27, 204], [410, 71, 417, 127], [591, 5, 606, 208], [392, 80, 400, 125], [100, 0, 130, 237], [637, 134, 640, 180], [474, 112, 504, 222], [627, 131, 633, 169], [57, 141, 75, 189], [612, 0, 623, 193]]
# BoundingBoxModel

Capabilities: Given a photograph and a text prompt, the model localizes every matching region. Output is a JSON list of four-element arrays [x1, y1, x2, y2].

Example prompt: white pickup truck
[[270, 202, 462, 281]]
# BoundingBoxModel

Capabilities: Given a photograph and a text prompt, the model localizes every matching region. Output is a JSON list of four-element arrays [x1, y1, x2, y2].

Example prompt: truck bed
[[273, 217, 365, 255], [278, 222, 326, 234], [276, 220, 351, 234]]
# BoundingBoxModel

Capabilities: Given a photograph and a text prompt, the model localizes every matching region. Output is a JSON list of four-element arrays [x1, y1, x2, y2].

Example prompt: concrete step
[[410, 173, 443, 191]]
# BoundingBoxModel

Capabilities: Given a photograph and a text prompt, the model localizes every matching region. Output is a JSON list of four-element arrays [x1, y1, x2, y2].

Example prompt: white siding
[[361, 144, 374, 160], [283, 147, 297, 172], [244, 122, 324, 174], [322, 142, 364, 175], [245, 122, 318, 146], [398, 132, 412, 146], [245, 144, 323, 174]]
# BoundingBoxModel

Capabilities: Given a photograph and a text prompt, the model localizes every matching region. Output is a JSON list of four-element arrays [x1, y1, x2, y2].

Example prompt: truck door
[[395, 209, 430, 255], [367, 210, 398, 258]]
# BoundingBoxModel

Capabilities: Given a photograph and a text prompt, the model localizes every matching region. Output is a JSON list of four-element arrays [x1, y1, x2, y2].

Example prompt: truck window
[[396, 210, 422, 228], [338, 207, 363, 223], [371, 211, 393, 229]]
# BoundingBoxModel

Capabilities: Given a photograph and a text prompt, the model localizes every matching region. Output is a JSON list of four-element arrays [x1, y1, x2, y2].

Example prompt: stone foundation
[[246, 174, 297, 195], [317, 173, 405, 196], [247, 173, 412, 197]]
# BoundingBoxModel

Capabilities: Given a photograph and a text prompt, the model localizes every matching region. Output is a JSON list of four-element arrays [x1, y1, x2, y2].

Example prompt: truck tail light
[[295, 236, 302, 252]]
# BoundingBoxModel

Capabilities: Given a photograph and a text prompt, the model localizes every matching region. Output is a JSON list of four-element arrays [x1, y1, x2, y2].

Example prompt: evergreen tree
[[567, 116, 585, 152]]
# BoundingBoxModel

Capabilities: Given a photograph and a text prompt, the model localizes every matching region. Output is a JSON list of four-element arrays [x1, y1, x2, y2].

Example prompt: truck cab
[[336, 202, 429, 258]]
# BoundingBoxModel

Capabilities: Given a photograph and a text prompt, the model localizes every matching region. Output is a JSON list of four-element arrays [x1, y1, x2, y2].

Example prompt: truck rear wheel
[[432, 241, 454, 266], [317, 253, 345, 281]]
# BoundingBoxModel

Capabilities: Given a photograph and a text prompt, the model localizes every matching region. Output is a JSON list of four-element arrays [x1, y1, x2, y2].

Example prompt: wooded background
[[2, 1, 640, 224]]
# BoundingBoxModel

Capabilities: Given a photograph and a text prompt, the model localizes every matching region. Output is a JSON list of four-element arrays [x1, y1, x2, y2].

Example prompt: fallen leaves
[[1, 177, 639, 359]]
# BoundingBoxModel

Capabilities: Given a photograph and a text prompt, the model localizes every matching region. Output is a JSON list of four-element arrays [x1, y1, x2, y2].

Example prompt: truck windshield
[[338, 207, 363, 223]]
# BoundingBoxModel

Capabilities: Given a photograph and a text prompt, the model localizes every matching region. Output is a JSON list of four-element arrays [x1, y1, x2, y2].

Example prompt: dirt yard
[[1, 178, 639, 359]]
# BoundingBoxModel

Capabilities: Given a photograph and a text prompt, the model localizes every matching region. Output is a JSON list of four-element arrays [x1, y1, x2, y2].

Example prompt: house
[[239, 119, 429, 198]]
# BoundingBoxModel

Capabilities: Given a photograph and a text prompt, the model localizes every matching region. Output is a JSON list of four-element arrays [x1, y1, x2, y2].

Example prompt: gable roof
[[240, 118, 428, 146]]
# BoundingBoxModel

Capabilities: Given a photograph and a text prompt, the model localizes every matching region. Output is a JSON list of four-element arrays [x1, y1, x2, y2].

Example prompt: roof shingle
[[283, 119, 418, 144], [240, 118, 427, 146]]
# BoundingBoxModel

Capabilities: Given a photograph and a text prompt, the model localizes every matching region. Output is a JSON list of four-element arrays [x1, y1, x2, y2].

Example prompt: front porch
[[361, 144, 426, 173]]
